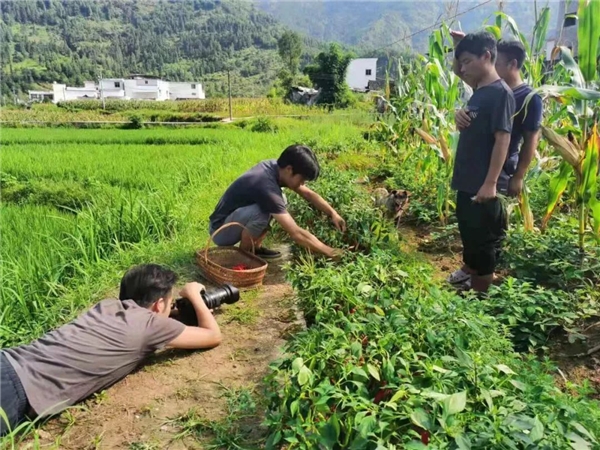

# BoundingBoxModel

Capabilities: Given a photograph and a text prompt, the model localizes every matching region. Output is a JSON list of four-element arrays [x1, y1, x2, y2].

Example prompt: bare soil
[[23, 245, 300, 450]]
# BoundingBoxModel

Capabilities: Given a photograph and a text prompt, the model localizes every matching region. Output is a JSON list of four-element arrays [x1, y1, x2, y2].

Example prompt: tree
[[277, 30, 302, 75], [304, 43, 354, 108]]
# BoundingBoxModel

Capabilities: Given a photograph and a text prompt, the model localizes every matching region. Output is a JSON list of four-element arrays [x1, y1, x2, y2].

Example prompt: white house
[[168, 82, 205, 100], [98, 78, 126, 99], [28, 90, 54, 102], [30, 76, 205, 103], [52, 81, 98, 102], [98, 76, 205, 101], [346, 58, 378, 91]]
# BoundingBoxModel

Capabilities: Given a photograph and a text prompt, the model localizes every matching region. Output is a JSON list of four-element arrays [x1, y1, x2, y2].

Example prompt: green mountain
[[256, 0, 561, 55], [0, 0, 320, 99]]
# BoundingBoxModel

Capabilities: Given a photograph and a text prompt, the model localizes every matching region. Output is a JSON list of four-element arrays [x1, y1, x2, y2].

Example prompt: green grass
[[0, 119, 366, 347]]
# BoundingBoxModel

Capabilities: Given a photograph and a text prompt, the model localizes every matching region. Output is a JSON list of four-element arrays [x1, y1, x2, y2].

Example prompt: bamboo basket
[[196, 222, 268, 289]]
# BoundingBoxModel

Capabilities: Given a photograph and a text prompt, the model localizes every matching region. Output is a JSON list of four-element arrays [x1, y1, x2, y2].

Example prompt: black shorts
[[456, 191, 507, 276], [0, 352, 30, 436]]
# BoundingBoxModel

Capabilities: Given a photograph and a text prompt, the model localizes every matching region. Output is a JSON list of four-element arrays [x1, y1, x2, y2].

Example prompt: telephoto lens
[[172, 284, 240, 326]]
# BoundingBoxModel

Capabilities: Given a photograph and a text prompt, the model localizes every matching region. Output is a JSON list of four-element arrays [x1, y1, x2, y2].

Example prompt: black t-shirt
[[452, 79, 516, 195], [209, 159, 287, 229], [498, 83, 543, 192]]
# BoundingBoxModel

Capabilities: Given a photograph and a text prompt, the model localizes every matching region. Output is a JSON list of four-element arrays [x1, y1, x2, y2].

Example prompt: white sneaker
[[446, 268, 471, 284]]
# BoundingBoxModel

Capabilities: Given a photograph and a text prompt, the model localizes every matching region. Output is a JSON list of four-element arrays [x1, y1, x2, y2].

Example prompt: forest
[[0, 0, 314, 99]]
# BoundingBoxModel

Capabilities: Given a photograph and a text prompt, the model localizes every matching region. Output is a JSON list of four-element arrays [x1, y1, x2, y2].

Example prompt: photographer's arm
[[167, 283, 222, 349]]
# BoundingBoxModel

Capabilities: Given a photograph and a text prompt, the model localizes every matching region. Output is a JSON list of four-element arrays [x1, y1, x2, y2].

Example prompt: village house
[[29, 75, 205, 103], [345, 58, 378, 92], [546, 0, 579, 60]]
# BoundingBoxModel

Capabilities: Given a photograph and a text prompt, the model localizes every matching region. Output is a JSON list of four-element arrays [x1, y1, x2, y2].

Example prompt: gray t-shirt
[[3, 299, 185, 417], [209, 159, 287, 229], [451, 79, 516, 195]]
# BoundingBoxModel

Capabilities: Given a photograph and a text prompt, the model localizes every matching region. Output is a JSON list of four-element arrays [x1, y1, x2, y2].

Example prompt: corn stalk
[[533, 0, 600, 250]]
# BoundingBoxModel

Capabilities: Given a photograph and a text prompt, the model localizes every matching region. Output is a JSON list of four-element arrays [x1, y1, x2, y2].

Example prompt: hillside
[[256, 0, 561, 54], [0, 0, 319, 99]]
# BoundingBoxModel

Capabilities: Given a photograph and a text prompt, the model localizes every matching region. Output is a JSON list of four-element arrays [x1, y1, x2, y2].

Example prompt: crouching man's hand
[[330, 213, 346, 232]]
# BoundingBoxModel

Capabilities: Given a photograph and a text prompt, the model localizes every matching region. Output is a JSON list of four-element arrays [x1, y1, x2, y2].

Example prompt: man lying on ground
[[208, 144, 346, 260], [0, 264, 221, 436]]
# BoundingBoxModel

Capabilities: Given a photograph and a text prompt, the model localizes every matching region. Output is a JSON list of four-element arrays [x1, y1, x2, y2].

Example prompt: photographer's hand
[[167, 282, 222, 350]]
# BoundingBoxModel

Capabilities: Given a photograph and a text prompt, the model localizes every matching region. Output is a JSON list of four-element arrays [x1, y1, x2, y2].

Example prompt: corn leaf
[[577, 0, 600, 82], [556, 46, 586, 88], [495, 12, 530, 53], [542, 161, 573, 229], [536, 84, 600, 102], [542, 126, 581, 169], [485, 25, 502, 40], [579, 125, 599, 204], [519, 186, 535, 232], [532, 7, 551, 55], [414, 127, 437, 145]]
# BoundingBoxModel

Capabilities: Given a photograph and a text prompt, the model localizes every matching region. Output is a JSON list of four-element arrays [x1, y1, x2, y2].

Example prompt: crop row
[[263, 169, 599, 449]]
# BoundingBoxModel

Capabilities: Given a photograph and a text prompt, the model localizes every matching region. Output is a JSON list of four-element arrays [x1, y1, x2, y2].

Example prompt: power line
[[377, 0, 494, 51]]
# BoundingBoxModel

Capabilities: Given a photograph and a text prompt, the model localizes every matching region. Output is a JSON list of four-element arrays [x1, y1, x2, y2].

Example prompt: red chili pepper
[[232, 264, 249, 271], [420, 430, 430, 445], [373, 388, 392, 404]]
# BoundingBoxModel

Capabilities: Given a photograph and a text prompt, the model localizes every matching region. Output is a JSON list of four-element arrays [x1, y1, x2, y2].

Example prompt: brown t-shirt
[[3, 299, 185, 417]]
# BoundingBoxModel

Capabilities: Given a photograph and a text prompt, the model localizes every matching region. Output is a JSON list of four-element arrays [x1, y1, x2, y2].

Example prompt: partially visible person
[[208, 144, 346, 260], [448, 31, 516, 293], [448, 33, 543, 287], [0, 264, 221, 436]]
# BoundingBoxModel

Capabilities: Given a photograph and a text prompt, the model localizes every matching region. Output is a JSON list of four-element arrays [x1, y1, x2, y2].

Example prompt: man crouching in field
[[209, 144, 346, 260], [0, 264, 221, 436]]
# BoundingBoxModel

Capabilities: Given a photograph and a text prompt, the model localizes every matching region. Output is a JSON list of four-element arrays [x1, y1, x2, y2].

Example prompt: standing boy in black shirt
[[451, 31, 516, 293]]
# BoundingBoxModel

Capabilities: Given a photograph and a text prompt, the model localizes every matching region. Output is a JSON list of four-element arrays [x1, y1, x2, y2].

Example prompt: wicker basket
[[196, 222, 268, 289]]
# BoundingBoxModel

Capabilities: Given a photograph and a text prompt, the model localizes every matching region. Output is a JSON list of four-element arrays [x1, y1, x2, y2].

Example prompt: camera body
[[172, 284, 240, 326]]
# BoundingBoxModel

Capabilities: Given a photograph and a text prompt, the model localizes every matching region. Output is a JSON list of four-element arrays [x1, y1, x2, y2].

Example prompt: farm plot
[[0, 122, 364, 347]]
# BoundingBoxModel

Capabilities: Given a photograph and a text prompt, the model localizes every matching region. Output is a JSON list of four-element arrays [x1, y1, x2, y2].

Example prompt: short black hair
[[497, 39, 526, 69], [119, 264, 178, 308], [277, 144, 320, 181], [455, 31, 497, 63]]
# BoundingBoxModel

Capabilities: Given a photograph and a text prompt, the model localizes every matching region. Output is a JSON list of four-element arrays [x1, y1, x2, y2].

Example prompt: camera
[[171, 284, 240, 326]]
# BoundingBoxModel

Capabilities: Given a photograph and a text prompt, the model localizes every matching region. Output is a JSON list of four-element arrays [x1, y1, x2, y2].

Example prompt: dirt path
[[26, 246, 300, 450]]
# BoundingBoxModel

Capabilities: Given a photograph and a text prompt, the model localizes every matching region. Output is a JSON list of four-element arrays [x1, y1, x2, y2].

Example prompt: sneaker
[[446, 268, 471, 284], [254, 247, 282, 260]]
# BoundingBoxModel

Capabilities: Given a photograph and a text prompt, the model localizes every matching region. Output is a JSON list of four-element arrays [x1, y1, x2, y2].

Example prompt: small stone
[[37, 430, 51, 440]]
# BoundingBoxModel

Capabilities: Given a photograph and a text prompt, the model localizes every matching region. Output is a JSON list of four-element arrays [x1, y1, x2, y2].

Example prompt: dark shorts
[[209, 204, 271, 246], [456, 191, 507, 276], [0, 352, 30, 436]]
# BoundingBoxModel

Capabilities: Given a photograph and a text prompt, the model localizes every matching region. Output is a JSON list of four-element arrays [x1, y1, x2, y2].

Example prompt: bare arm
[[475, 131, 511, 202], [507, 130, 540, 197], [515, 130, 539, 178], [167, 283, 222, 350], [273, 212, 339, 258], [293, 185, 346, 231]]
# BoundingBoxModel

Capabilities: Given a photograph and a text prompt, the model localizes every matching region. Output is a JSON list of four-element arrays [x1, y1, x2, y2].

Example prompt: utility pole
[[227, 69, 233, 121], [99, 70, 105, 110]]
